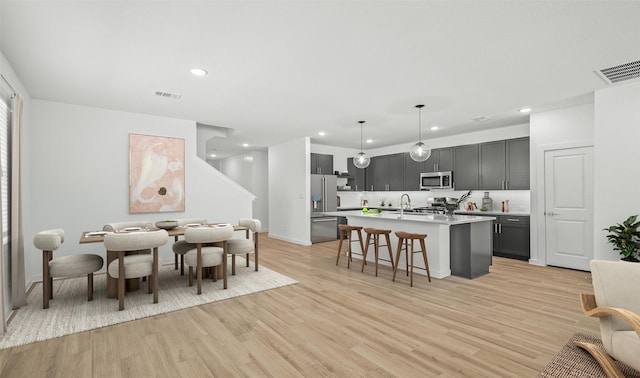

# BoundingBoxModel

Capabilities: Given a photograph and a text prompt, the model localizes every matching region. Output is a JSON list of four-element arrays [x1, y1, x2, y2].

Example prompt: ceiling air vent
[[154, 91, 182, 100], [472, 116, 491, 122], [596, 60, 640, 84]]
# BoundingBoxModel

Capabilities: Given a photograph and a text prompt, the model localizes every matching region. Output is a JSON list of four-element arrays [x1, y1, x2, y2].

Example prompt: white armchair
[[576, 260, 640, 377]]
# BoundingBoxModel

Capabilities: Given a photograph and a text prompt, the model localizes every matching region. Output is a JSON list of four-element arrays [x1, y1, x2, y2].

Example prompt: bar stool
[[336, 224, 365, 269], [393, 231, 431, 287], [361, 228, 394, 276]]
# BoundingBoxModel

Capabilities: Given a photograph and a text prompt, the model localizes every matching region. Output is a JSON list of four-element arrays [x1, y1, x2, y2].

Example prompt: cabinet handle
[[355, 185, 358, 192], [499, 224, 502, 233], [371, 185, 374, 191], [506, 218, 520, 222], [505, 180, 509, 190], [494, 224, 497, 233]]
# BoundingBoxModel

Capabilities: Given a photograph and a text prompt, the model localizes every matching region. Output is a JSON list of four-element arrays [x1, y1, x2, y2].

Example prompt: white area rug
[[0, 258, 297, 350]]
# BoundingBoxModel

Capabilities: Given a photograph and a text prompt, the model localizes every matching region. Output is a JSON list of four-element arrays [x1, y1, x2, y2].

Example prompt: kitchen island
[[324, 210, 496, 279]]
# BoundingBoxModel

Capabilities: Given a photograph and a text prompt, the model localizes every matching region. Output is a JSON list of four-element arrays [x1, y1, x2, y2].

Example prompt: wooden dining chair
[[33, 228, 104, 309], [170, 218, 207, 275], [227, 218, 261, 275], [104, 229, 168, 311], [183, 225, 234, 294]]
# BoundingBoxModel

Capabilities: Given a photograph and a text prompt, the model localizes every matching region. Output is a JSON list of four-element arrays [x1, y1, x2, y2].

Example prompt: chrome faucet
[[400, 193, 412, 210]]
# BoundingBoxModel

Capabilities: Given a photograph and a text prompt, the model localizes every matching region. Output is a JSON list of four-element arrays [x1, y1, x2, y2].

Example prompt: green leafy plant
[[604, 215, 640, 262], [445, 190, 472, 215]]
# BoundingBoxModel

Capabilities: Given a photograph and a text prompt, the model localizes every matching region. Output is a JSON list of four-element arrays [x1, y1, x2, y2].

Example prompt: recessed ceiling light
[[366, 139, 373, 144], [519, 107, 532, 113], [242, 143, 249, 147], [209, 153, 216, 158], [430, 126, 439, 131], [318, 131, 326, 136], [190, 68, 208, 76]]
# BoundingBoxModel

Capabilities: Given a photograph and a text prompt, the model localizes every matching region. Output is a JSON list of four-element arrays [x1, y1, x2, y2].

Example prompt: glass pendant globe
[[409, 141, 431, 162], [353, 152, 371, 169]]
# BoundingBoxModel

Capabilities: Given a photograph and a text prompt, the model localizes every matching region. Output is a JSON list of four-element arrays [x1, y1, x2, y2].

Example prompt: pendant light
[[409, 104, 432, 162], [353, 120, 370, 169]]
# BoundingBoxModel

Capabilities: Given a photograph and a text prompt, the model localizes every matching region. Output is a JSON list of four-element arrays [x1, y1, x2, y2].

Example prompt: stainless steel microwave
[[420, 171, 453, 190]]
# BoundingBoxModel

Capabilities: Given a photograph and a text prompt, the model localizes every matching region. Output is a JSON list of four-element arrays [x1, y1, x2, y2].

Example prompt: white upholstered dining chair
[[104, 229, 168, 311], [575, 260, 640, 377], [171, 218, 207, 275], [227, 218, 261, 275], [183, 225, 234, 294], [33, 228, 104, 309]]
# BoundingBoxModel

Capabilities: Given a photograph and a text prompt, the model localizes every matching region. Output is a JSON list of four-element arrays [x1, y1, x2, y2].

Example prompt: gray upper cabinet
[[478, 137, 530, 190], [347, 157, 366, 191], [422, 147, 453, 173], [311, 153, 333, 175], [366, 154, 404, 191], [404, 153, 423, 191], [479, 140, 507, 190], [506, 137, 530, 189], [388, 153, 405, 191], [453, 144, 479, 190]]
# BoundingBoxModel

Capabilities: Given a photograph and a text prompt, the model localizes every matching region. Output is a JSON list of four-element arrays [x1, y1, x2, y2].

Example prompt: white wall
[[268, 137, 311, 245], [529, 102, 595, 265], [594, 80, 640, 261], [27, 100, 254, 286], [219, 150, 268, 230]]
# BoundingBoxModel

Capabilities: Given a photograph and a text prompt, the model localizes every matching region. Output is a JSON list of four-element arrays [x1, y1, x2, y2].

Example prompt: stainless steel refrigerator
[[310, 174, 338, 243]]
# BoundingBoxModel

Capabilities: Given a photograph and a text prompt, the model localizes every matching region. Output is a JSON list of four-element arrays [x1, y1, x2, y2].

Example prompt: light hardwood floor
[[0, 235, 599, 377]]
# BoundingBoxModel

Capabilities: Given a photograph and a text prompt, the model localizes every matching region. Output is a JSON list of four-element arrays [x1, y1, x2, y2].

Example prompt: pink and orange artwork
[[129, 133, 185, 213]]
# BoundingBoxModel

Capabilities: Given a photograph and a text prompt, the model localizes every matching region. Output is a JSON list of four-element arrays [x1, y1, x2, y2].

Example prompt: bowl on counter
[[155, 220, 178, 230]]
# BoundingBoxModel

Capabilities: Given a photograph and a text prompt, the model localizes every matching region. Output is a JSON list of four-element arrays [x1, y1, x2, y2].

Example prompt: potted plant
[[604, 215, 640, 262], [444, 190, 472, 215]]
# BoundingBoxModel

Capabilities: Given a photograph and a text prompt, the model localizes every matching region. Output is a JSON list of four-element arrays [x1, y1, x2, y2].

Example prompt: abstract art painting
[[129, 133, 185, 213]]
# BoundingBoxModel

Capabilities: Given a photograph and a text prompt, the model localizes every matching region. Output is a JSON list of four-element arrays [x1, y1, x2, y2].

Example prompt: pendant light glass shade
[[353, 120, 370, 169], [409, 104, 431, 162]]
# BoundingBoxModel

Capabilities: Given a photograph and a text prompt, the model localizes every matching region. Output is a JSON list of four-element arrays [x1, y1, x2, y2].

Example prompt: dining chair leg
[[232, 254, 236, 276], [223, 242, 228, 290], [254, 236, 259, 271], [42, 250, 50, 309], [188, 267, 194, 286], [410, 240, 415, 287], [180, 255, 185, 276], [88, 273, 94, 301], [196, 245, 203, 295], [246, 253, 250, 267], [174, 254, 178, 270], [153, 247, 159, 303], [148, 276, 152, 294], [118, 253, 125, 311]]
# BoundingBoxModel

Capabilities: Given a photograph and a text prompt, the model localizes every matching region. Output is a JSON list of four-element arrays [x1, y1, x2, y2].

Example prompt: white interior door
[[544, 146, 594, 270]]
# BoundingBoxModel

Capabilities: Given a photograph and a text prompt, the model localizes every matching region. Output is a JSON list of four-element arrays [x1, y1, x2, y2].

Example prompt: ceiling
[[2, 1, 639, 160]]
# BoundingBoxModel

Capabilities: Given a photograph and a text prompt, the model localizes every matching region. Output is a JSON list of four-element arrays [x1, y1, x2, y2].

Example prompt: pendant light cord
[[359, 120, 365, 152], [416, 104, 424, 143]]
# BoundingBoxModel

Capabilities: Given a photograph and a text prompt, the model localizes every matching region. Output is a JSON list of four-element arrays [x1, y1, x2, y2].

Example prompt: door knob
[[545, 211, 556, 216]]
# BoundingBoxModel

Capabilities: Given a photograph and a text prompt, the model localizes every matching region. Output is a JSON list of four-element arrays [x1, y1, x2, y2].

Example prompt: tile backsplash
[[337, 189, 530, 213]]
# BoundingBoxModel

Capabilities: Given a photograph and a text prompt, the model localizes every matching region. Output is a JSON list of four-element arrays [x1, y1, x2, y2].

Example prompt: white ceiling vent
[[596, 60, 640, 84], [154, 91, 182, 100], [472, 116, 491, 122]]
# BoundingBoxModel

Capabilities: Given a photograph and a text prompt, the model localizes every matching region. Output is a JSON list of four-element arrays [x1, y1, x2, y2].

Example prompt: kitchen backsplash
[[337, 189, 530, 214]]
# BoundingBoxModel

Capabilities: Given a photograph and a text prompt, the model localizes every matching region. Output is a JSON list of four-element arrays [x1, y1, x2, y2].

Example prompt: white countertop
[[323, 210, 495, 225]]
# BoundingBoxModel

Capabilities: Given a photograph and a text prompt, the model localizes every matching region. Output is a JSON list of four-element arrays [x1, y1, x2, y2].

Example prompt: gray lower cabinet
[[453, 144, 479, 190], [494, 215, 530, 260], [347, 157, 366, 191], [450, 222, 492, 279]]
